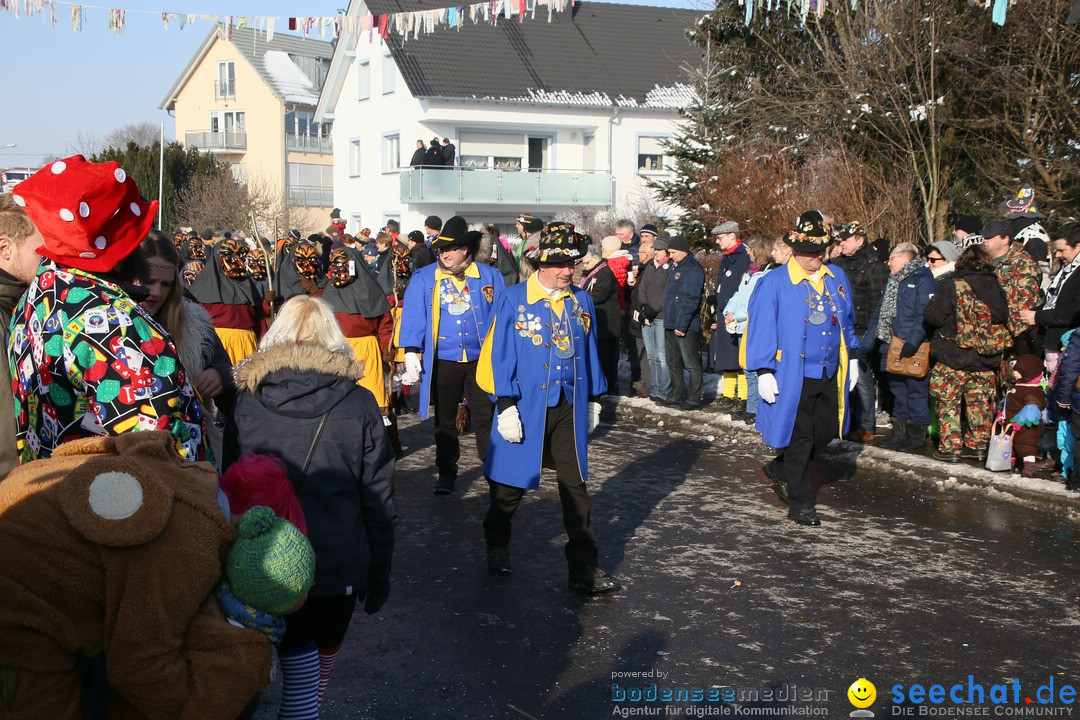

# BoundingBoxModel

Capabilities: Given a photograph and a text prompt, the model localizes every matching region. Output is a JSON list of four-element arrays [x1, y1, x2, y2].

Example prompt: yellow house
[[160, 25, 335, 234]]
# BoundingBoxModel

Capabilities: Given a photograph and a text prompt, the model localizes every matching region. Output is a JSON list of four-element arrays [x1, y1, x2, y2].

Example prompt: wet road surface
[[252, 412, 1080, 719]]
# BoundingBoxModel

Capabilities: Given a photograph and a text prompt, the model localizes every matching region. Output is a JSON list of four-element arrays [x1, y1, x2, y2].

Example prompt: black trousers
[[279, 593, 358, 651], [767, 372, 839, 511], [482, 396, 600, 572], [432, 359, 494, 477]]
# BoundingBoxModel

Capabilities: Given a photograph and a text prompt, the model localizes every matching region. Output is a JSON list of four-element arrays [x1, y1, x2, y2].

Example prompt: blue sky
[[2, 0, 706, 169]]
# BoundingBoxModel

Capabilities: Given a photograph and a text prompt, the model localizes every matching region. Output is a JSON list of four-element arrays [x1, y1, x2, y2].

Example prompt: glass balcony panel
[[500, 172, 538, 204], [574, 173, 613, 205], [461, 169, 500, 203]]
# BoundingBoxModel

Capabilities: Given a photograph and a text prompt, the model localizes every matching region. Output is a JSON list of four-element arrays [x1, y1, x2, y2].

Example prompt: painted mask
[[218, 238, 249, 279], [172, 233, 186, 251], [246, 247, 267, 280], [181, 260, 204, 286], [294, 243, 320, 279], [188, 240, 207, 262], [328, 249, 355, 287], [392, 244, 412, 278]]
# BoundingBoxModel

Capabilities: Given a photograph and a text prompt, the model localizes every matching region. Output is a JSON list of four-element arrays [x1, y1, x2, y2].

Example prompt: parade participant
[[477, 220, 613, 592], [224, 296, 396, 718], [0, 193, 43, 475], [8, 155, 207, 463], [743, 212, 859, 526], [322, 245, 394, 412], [277, 238, 324, 300], [708, 220, 752, 413], [188, 233, 268, 365], [182, 230, 207, 264], [246, 241, 270, 297], [181, 259, 205, 287], [399, 216, 505, 494]]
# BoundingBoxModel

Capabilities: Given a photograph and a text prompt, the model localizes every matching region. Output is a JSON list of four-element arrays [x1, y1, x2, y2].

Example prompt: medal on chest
[[441, 278, 472, 316], [551, 311, 574, 359]]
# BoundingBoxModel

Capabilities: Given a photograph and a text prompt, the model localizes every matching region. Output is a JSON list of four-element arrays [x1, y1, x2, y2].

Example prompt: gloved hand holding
[[402, 352, 423, 385], [1010, 403, 1042, 427], [587, 402, 602, 434], [900, 342, 919, 358], [758, 373, 779, 404], [497, 405, 524, 443], [848, 358, 860, 392], [856, 344, 872, 364]]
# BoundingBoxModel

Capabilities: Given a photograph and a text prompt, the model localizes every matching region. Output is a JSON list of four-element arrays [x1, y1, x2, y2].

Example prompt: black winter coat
[[708, 243, 751, 371], [923, 269, 1009, 371], [224, 343, 396, 598], [1034, 266, 1080, 353], [830, 244, 888, 336], [584, 262, 622, 340], [410, 147, 426, 167]]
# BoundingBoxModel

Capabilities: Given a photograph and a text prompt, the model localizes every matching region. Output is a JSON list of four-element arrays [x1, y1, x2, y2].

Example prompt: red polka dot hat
[[11, 155, 158, 274]]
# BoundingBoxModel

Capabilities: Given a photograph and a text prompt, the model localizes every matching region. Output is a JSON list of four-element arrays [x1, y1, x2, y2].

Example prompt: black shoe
[[710, 397, 737, 412], [959, 446, 987, 461], [655, 397, 678, 407], [739, 411, 757, 425], [674, 400, 702, 411], [732, 398, 747, 414], [568, 566, 617, 593], [879, 419, 906, 449], [433, 475, 456, 495], [788, 507, 821, 526], [487, 546, 512, 575], [932, 449, 962, 463], [762, 463, 789, 504]]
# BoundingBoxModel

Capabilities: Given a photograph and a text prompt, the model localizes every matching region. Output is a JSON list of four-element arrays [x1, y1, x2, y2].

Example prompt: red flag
[[379, 12, 389, 37], [288, 17, 297, 30]]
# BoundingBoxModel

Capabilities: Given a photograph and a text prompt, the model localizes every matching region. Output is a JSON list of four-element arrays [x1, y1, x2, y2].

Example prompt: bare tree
[[177, 170, 310, 240], [102, 122, 162, 151]]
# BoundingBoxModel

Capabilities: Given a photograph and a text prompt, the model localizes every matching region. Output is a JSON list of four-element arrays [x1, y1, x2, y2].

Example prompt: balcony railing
[[287, 185, 334, 207], [185, 131, 246, 152], [286, 133, 333, 154], [399, 168, 613, 206]]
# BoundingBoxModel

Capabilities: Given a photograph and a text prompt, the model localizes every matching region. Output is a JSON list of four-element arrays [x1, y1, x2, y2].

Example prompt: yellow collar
[[785, 257, 834, 290], [435, 262, 481, 283], [526, 273, 572, 305]]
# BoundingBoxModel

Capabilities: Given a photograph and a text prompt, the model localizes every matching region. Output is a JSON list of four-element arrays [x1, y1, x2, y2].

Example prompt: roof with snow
[[366, 0, 701, 108], [161, 26, 334, 110]]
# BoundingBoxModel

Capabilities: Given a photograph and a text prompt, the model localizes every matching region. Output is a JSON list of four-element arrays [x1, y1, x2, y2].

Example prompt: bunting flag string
[[1, 0, 577, 42]]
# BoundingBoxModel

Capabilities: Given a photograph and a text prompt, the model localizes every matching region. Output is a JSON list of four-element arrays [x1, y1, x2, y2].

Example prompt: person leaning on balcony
[[441, 138, 456, 167]]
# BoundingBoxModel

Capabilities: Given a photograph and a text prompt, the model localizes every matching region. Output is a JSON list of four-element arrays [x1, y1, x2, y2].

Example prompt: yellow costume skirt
[[346, 335, 389, 408], [215, 327, 258, 366], [391, 307, 406, 362]]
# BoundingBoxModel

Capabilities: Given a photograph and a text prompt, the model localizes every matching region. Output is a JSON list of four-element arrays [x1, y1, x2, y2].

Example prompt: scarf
[[579, 260, 605, 290], [876, 257, 925, 342], [1044, 255, 1080, 310], [215, 582, 286, 644], [722, 239, 743, 256]]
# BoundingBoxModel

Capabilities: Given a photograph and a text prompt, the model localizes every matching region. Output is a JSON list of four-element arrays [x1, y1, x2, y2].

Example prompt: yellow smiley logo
[[848, 678, 876, 708]]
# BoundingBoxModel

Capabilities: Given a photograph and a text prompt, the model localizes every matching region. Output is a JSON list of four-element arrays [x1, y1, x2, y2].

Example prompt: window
[[357, 60, 370, 101], [381, 51, 396, 95], [349, 139, 361, 177], [209, 110, 245, 134], [382, 134, 400, 173], [230, 163, 246, 184], [460, 132, 524, 171], [285, 162, 333, 207], [216, 61, 235, 99], [637, 136, 669, 174]]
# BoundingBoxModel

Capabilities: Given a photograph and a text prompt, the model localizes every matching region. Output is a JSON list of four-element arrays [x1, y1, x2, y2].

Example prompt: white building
[[314, 0, 699, 235]]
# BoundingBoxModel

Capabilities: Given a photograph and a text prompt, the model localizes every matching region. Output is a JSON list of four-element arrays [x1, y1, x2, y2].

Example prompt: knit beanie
[[219, 454, 308, 535], [226, 506, 315, 614], [1012, 354, 1043, 384]]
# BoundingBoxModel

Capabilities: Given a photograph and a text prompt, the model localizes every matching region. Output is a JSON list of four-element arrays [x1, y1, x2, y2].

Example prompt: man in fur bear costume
[[0, 431, 273, 719]]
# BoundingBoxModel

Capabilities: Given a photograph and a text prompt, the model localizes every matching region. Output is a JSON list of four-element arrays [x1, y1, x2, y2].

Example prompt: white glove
[[587, 402, 602, 434], [402, 352, 423, 385], [497, 405, 524, 443], [758, 373, 779, 404], [848, 358, 860, 392]]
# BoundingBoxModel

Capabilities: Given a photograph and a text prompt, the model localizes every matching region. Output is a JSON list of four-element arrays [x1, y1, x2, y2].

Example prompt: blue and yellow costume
[[742, 258, 859, 448], [478, 274, 607, 490]]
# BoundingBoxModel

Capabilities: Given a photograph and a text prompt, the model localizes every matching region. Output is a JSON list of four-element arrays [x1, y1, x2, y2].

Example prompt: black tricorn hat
[[431, 216, 477, 251], [525, 221, 588, 263]]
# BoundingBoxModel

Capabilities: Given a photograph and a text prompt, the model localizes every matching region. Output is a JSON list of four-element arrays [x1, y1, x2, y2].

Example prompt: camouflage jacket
[[993, 246, 1042, 339]]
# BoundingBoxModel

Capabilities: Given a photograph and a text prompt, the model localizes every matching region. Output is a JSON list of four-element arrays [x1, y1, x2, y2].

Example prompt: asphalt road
[[251, 410, 1080, 720]]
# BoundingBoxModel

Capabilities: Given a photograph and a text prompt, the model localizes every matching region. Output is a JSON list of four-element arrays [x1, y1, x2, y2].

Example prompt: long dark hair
[[138, 229, 186, 341], [955, 244, 994, 274]]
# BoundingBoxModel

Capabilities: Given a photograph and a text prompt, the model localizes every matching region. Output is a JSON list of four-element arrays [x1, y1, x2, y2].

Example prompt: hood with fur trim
[[234, 343, 365, 395]]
